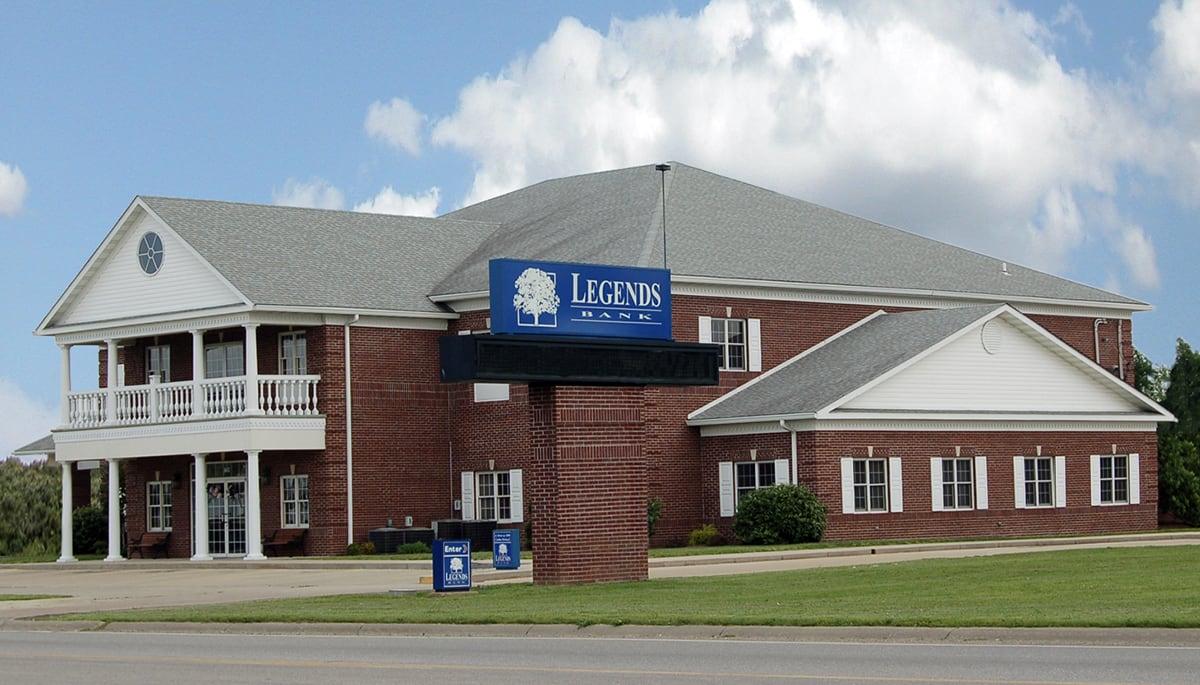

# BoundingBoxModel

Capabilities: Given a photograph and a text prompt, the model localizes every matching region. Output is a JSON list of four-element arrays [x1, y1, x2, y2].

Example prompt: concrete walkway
[[2, 531, 1198, 644]]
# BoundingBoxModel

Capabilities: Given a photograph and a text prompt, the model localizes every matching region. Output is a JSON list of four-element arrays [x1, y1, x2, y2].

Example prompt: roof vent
[[981, 320, 1003, 354]]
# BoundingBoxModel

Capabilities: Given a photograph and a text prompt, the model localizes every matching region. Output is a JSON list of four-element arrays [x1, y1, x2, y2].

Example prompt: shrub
[[687, 523, 725, 546], [346, 541, 377, 556], [647, 497, 663, 538], [72, 506, 107, 555], [732, 484, 827, 545], [396, 541, 430, 554]]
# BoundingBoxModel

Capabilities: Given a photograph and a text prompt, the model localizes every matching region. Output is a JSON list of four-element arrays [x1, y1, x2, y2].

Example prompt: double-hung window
[[718, 459, 789, 516], [930, 457, 989, 511], [698, 317, 762, 372], [460, 469, 524, 523], [205, 342, 244, 378], [840, 457, 903, 514], [147, 345, 170, 383], [281, 475, 309, 528], [147, 480, 172, 531], [1014, 456, 1066, 509], [1090, 454, 1140, 506], [279, 331, 307, 375]]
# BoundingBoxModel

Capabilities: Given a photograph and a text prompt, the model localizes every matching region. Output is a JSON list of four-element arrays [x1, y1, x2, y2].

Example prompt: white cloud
[[365, 98, 426, 155], [0, 161, 29, 217], [0, 378, 58, 462], [272, 178, 346, 210], [1153, 0, 1200, 96], [429, 0, 1167, 290], [353, 186, 441, 217], [1118, 224, 1161, 289]]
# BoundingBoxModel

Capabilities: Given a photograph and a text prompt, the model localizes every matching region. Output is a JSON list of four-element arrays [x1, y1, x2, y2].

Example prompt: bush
[[647, 497, 663, 538], [72, 506, 107, 555], [687, 523, 725, 546], [396, 541, 430, 554], [732, 484, 827, 545], [346, 541, 377, 556]]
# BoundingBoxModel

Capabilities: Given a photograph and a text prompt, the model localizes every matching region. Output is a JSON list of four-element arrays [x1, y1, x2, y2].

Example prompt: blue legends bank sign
[[489, 259, 672, 340]]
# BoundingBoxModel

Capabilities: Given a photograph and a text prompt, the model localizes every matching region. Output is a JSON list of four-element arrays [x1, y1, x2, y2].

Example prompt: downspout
[[345, 314, 359, 546], [1093, 318, 1107, 366], [779, 419, 798, 486], [1117, 320, 1125, 381]]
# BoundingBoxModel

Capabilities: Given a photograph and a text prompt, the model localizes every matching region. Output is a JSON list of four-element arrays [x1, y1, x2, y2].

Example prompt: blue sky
[[2, 0, 1198, 456]]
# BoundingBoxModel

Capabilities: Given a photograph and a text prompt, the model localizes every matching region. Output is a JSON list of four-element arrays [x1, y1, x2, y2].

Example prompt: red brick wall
[[528, 385, 649, 583], [700, 429, 1158, 542]]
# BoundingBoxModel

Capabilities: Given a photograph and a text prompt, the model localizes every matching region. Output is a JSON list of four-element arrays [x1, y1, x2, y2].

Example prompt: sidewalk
[[3, 531, 1198, 642]]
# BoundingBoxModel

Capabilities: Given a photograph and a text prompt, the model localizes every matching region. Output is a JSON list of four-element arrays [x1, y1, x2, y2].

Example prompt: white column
[[104, 459, 123, 561], [244, 323, 261, 415], [191, 454, 211, 560], [244, 450, 266, 560], [191, 329, 205, 418], [57, 463, 76, 562], [59, 344, 72, 426], [105, 340, 118, 424]]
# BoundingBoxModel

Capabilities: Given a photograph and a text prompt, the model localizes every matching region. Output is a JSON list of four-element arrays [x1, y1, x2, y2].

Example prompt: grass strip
[[0, 594, 68, 601], [63, 546, 1200, 628]]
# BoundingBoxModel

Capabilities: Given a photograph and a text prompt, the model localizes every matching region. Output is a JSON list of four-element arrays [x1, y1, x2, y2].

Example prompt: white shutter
[[773, 458, 790, 486], [508, 469, 524, 523], [888, 457, 903, 513], [718, 461, 735, 517], [930, 458, 944, 512], [1090, 455, 1102, 506], [1013, 457, 1026, 509], [460, 471, 475, 520], [698, 316, 712, 343], [1129, 454, 1141, 505], [974, 456, 989, 510], [1055, 456, 1067, 509], [748, 318, 762, 372], [841, 458, 856, 514]]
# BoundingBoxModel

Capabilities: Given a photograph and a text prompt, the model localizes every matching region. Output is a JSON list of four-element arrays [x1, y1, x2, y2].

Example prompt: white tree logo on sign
[[512, 267, 559, 327]]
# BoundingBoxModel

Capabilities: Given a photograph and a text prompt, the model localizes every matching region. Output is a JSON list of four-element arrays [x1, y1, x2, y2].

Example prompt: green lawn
[[0, 594, 67, 601], [64, 545, 1200, 628]]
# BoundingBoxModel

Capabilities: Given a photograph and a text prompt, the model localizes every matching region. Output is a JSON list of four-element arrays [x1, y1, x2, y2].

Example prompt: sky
[[2, 0, 1198, 458]]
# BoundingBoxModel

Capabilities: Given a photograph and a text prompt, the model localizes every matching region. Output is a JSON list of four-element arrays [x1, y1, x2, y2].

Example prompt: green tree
[[1158, 339, 1200, 525], [1134, 348, 1167, 403], [0, 458, 61, 556]]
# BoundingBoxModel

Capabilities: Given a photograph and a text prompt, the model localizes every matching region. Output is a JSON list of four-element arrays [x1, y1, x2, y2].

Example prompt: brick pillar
[[528, 384, 648, 584]]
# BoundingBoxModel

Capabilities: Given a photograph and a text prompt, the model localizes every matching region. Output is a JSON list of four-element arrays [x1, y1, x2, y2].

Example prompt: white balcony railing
[[64, 375, 320, 429]]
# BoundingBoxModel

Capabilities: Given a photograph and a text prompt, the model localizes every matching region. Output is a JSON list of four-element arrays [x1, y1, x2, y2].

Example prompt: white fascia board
[[686, 310, 888, 422], [669, 275, 1151, 316], [427, 291, 490, 313], [688, 412, 817, 428], [46, 305, 256, 344]]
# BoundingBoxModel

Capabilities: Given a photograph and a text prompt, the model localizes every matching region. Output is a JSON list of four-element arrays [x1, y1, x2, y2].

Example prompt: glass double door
[[194, 461, 248, 557], [206, 479, 246, 556]]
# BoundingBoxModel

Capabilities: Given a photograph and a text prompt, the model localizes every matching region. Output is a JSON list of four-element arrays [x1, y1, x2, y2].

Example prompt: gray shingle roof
[[141, 197, 497, 314], [689, 305, 1004, 422], [436, 163, 1144, 307]]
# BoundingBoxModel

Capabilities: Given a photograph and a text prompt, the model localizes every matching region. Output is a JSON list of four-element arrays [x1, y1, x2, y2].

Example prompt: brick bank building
[[37, 163, 1172, 583]]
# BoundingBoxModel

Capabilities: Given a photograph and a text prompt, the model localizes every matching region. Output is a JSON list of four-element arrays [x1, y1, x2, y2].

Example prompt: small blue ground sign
[[433, 539, 471, 591], [492, 528, 520, 570]]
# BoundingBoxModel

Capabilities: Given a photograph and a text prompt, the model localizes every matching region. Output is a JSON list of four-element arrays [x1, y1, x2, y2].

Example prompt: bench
[[128, 531, 170, 558], [262, 527, 307, 556]]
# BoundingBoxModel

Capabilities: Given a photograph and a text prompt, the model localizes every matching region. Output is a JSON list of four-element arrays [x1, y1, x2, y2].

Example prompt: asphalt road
[[2, 630, 1197, 684]]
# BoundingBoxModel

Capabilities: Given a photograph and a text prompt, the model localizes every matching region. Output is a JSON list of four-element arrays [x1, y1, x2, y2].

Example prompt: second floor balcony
[[65, 374, 321, 429]]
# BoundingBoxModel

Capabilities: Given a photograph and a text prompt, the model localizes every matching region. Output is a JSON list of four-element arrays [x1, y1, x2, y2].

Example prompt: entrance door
[[206, 477, 247, 556]]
